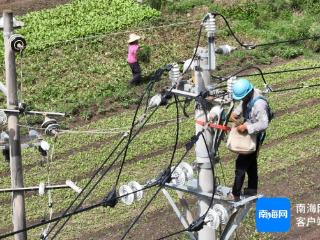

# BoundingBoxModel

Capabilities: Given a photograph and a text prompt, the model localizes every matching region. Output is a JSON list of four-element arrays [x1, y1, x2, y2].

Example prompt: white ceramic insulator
[[204, 15, 216, 35], [0, 110, 7, 125], [66, 180, 82, 193], [169, 63, 181, 86], [178, 162, 194, 182], [205, 208, 220, 230], [227, 76, 237, 94], [171, 166, 186, 186], [128, 181, 143, 201], [148, 94, 162, 109], [212, 204, 229, 224], [119, 185, 134, 205], [39, 182, 45, 196]]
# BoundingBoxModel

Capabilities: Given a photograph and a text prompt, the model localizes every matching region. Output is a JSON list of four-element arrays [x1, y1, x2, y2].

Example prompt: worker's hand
[[234, 119, 243, 127], [230, 113, 242, 126], [237, 124, 247, 133]]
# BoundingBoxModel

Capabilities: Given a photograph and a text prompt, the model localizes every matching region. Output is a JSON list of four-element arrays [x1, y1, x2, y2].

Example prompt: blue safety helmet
[[232, 78, 254, 100]]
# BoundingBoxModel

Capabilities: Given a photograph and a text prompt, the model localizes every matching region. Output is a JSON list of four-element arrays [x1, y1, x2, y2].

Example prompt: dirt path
[[0, 0, 70, 16]]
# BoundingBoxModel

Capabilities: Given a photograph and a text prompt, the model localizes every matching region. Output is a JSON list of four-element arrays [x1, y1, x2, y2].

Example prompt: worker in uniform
[[228, 78, 271, 201]]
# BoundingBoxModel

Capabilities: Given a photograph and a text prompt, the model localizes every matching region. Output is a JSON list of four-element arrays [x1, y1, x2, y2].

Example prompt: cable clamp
[[243, 43, 256, 50], [156, 167, 172, 186], [185, 132, 202, 151], [102, 188, 118, 208], [187, 216, 205, 232]]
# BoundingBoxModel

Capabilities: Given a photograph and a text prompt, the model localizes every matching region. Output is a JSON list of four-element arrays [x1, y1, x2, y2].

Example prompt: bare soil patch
[[0, 0, 70, 16]]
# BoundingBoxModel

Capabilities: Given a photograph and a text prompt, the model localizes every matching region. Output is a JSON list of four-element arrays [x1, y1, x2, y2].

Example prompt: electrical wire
[[237, 65, 320, 78], [253, 35, 320, 48], [213, 12, 254, 49], [114, 81, 155, 188], [213, 65, 320, 93], [271, 83, 320, 93], [154, 131, 216, 240], [0, 183, 159, 239], [46, 133, 128, 238], [182, 22, 203, 76], [213, 12, 320, 49], [119, 94, 180, 240], [49, 67, 173, 238], [40, 136, 57, 239], [38, 20, 201, 50]]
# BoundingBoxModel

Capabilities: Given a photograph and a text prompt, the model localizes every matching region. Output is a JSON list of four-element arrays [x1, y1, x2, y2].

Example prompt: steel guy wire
[[17, 116, 192, 136], [271, 83, 320, 93], [18, 49, 24, 103]]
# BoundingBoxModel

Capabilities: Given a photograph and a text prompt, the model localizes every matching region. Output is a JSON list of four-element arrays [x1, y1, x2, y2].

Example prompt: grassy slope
[[0, 0, 320, 239]]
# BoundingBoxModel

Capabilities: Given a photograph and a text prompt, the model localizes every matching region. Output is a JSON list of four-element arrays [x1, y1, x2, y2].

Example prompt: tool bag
[[226, 126, 257, 154]]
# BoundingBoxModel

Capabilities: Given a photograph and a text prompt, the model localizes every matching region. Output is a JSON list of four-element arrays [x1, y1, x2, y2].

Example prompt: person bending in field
[[228, 78, 271, 201], [127, 33, 142, 85]]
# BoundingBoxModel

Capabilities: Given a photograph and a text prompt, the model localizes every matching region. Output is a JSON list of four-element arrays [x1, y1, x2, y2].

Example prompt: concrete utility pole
[[195, 13, 217, 240], [2, 10, 27, 240]]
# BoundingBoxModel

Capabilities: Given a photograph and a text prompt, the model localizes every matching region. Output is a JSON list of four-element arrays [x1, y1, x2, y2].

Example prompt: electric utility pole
[[2, 10, 27, 240]]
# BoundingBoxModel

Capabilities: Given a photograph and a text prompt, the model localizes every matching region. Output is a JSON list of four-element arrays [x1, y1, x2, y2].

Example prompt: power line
[[271, 83, 320, 93], [238, 65, 320, 77], [119, 93, 180, 240], [33, 19, 201, 51], [49, 67, 174, 238], [213, 12, 320, 50], [253, 35, 320, 48], [120, 133, 200, 240], [0, 183, 158, 239]]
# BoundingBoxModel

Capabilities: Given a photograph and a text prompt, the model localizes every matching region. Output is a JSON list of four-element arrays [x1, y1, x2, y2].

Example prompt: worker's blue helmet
[[232, 78, 254, 100]]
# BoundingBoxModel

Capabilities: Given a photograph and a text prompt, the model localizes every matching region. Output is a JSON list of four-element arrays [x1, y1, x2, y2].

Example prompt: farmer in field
[[228, 78, 271, 201], [127, 33, 142, 85]]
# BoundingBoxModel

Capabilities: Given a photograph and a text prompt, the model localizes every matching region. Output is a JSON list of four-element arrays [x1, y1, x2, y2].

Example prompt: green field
[[0, 0, 319, 239]]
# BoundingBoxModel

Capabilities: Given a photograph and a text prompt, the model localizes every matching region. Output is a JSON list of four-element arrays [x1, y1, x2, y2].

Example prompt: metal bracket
[[161, 189, 196, 240]]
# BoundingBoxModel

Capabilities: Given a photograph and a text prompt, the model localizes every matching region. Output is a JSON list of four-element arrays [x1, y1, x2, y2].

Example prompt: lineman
[[228, 78, 271, 201]]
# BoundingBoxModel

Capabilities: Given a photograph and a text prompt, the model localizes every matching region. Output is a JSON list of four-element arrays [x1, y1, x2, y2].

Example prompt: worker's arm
[[244, 101, 269, 134], [229, 102, 243, 126]]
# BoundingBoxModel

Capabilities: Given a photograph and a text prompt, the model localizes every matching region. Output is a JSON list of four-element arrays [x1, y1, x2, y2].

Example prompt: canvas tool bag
[[226, 126, 257, 154]]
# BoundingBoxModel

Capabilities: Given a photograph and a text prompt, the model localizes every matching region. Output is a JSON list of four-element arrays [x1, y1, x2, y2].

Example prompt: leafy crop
[[1, 0, 160, 53]]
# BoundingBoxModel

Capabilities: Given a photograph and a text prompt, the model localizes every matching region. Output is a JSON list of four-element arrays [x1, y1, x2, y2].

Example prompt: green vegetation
[[14, 0, 160, 52], [0, 0, 319, 239]]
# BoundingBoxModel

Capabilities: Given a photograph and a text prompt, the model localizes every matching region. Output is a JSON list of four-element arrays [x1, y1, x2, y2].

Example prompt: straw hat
[[128, 33, 141, 43]]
